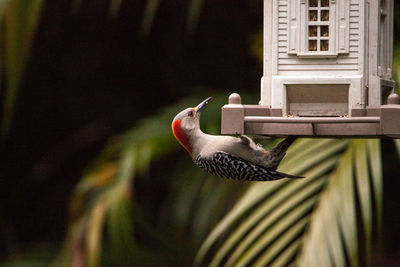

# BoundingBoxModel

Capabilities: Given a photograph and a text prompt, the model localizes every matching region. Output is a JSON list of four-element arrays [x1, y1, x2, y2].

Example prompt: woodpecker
[[171, 97, 302, 181]]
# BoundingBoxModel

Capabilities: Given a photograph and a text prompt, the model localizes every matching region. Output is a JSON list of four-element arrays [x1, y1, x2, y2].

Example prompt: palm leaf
[[56, 94, 255, 266], [1, 0, 206, 138], [0, 0, 43, 137], [394, 139, 400, 159], [195, 139, 383, 267], [186, 0, 203, 33], [140, 0, 160, 36], [71, 0, 204, 36], [394, 46, 400, 94], [108, 0, 123, 17]]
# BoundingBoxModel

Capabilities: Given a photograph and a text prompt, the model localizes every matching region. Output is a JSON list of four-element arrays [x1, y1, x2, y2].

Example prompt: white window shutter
[[299, 0, 307, 54], [288, 0, 300, 54], [336, 0, 350, 54]]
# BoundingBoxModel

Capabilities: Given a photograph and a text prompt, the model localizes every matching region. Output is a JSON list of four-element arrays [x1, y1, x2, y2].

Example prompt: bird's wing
[[195, 151, 303, 181]]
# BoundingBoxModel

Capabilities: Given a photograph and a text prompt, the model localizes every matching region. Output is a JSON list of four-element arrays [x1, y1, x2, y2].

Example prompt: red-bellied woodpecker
[[171, 97, 302, 181]]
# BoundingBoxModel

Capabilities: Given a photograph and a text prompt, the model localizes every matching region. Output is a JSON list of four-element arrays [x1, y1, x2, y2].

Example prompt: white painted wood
[[288, 0, 298, 54], [261, 0, 274, 106], [368, 0, 381, 106], [388, 0, 394, 80], [337, 0, 350, 53], [261, 0, 395, 115], [278, 70, 361, 76], [278, 58, 359, 65], [272, 0, 279, 77], [358, 0, 366, 105], [278, 65, 359, 70], [278, 52, 360, 59], [244, 116, 380, 123], [299, 0, 307, 54]]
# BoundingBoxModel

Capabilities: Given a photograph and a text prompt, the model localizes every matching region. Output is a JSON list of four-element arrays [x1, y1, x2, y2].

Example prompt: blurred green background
[[1, 0, 400, 266]]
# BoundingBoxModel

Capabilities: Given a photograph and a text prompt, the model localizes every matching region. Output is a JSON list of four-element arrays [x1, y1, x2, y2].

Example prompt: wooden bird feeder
[[221, 0, 400, 138]]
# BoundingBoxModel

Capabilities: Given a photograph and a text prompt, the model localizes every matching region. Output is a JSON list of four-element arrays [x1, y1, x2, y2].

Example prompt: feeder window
[[307, 0, 330, 52], [288, 0, 350, 57]]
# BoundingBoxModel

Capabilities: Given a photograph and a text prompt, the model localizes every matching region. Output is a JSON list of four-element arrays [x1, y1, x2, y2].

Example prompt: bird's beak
[[195, 97, 212, 114]]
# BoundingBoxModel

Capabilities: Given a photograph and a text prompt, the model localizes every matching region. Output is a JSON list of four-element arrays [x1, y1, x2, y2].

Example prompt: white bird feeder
[[221, 0, 400, 138]]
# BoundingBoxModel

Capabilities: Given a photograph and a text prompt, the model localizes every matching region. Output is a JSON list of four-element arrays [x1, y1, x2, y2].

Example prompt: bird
[[171, 97, 302, 181]]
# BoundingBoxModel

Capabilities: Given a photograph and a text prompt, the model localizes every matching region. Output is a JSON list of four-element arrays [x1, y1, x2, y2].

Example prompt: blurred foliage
[[1, 0, 400, 267], [393, 45, 400, 94], [0, 0, 43, 137], [195, 139, 383, 266], [55, 94, 257, 266], [250, 29, 263, 63]]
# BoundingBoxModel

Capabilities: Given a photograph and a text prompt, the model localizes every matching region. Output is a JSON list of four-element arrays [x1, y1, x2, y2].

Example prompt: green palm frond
[[395, 140, 400, 158], [393, 44, 400, 94], [140, 0, 160, 36], [186, 0, 203, 33], [71, 0, 204, 36], [108, 0, 123, 17], [56, 94, 256, 266], [0, 0, 43, 137], [1, 0, 207, 138], [195, 139, 383, 267]]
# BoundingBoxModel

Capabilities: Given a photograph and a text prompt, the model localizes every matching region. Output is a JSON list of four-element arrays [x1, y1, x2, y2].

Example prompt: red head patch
[[172, 119, 192, 154]]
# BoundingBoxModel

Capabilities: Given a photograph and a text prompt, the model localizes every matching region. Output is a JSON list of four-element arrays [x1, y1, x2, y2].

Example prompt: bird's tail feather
[[265, 135, 298, 170], [273, 135, 297, 151], [276, 170, 304, 179], [256, 169, 303, 181]]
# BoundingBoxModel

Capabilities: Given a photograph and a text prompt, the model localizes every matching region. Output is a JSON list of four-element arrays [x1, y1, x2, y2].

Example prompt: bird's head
[[171, 97, 212, 154]]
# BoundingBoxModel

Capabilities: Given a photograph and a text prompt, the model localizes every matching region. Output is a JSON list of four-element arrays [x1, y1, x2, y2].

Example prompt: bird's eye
[[188, 111, 194, 117]]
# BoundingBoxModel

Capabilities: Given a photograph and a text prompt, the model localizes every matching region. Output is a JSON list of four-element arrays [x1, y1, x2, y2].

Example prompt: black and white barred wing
[[195, 152, 302, 181]]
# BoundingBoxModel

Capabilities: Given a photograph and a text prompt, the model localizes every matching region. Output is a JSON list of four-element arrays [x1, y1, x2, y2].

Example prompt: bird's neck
[[172, 120, 210, 157], [188, 129, 210, 158], [172, 120, 193, 154]]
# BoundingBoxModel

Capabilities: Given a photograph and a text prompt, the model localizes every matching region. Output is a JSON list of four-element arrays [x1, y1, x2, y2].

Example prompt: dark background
[[1, 0, 400, 265]]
